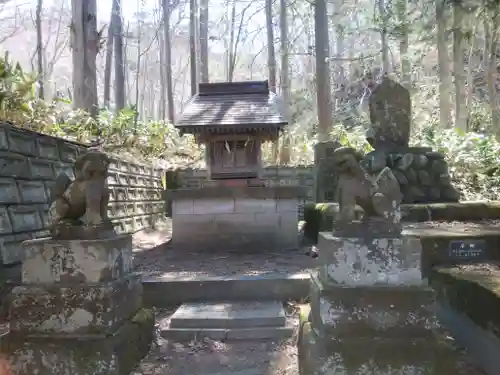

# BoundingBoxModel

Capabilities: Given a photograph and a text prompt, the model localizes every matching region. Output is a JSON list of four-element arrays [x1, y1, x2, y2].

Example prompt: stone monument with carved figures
[[1, 149, 154, 375], [298, 147, 465, 374]]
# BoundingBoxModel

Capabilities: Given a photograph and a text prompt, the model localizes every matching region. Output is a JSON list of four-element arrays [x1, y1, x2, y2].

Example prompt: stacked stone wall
[[364, 148, 461, 204], [0, 123, 165, 265]]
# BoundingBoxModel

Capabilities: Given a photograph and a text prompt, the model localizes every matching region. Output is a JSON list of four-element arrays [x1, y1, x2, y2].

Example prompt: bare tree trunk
[[199, 0, 209, 83], [123, 21, 131, 98], [134, 17, 142, 128], [226, 1, 250, 82], [113, 0, 125, 111], [436, 0, 452, 128], [265, 0, 276, 91], [162, 0, 175, 123], [103, 2, 114, 107], [227, 1, 236, 81], [315, 0, 332, 141], [396, 0, 410, 89], [265, 0, 278, 162], [453, 3, 467, 131], [485, 9, 500, 135], [71, 0, 98, 117], [158, 30, 166, 120], [332, 0, 345, 122], [35, 0, 44, 99], [378, 0, 390, 74], [189, 0, 198, 95], [279, 0, 290, 164]]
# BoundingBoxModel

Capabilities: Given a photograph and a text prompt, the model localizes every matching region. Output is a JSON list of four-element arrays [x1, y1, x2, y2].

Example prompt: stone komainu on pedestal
[[331, 146, 402, 235], [298, 147, 467, 374], [48, 149, 115, 239], [1, 149, 154, 375]]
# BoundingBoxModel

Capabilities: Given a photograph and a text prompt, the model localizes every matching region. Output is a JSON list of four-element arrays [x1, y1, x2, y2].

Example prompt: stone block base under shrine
[[2, 309, 154, 375], [170, 186, 304, 252]]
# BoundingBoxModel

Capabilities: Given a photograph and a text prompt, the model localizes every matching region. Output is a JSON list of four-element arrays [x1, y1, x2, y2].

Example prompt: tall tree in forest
[[436, 0, 452, 128], [71, 0, 98, 117], [265, 0, 276, 91], [483, 2, 500, 134], [266, 0, 278, 161], [315, 0, 332, 140], [395, 0, 410, 89], [378, 0, 390, 74], [103, 1, 114, 108], [453, 1, 468, 131], [279, 0, 290, 164], [113, 0, 125, 110], [35, 0, 44, 99], [189, 0, 198, 95], [162, 0, 175, 123], [199, 0, 209, 83]]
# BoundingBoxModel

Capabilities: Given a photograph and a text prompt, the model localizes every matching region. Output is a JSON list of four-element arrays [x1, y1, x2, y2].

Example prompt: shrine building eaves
[[174, 80, 289, 135]]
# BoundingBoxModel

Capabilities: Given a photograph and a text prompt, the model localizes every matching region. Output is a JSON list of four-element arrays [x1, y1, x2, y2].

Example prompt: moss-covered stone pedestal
[[298, 231, 463, 374], [1, 236, 154, 375]]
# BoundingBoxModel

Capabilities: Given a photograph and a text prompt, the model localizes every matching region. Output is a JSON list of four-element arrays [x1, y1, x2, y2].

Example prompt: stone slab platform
[[170, 301, 286, 329], [2, 308, 154, 375], [9, 274, 142, 335], [142, 272, 311, 307]]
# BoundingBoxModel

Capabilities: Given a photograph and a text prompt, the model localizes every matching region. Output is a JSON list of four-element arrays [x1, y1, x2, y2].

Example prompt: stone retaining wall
[[364, 148, 461, 203], [0, 124, 165, 265]]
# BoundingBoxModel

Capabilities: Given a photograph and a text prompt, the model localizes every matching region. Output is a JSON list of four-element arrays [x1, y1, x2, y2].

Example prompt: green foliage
[[0, 52, 499, 202], [0, 52, 37, 119]]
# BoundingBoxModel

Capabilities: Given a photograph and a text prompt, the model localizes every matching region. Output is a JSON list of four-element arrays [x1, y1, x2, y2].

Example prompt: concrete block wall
[[0, 123, 165, 265], [172, 196, 299, 252], [174, 166, 315, 218]]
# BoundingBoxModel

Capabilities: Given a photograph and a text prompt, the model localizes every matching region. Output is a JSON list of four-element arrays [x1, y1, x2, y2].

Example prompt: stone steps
[[160, 301, 294, 341], [142, 272, 310, 307]]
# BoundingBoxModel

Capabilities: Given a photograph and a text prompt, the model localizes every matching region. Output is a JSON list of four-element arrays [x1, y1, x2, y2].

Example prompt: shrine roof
[[175, 80, 289, 135]]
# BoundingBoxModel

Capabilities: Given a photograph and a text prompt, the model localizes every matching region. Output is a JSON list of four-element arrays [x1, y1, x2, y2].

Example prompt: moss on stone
[[298, 304, 311, 325], [303, 201, 500, 243], [131, 308, 154, 324]]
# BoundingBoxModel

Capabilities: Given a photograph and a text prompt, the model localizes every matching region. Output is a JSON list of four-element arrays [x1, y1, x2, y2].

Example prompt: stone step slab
[[161, 325, 295, 341], [142, 272, 310, 307], [169, 301, 286, 329], [161, 300, 294, 341]]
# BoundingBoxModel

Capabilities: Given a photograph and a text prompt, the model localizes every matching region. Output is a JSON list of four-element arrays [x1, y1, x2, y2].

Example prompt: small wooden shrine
[[175, 80, 288, 184], [170, 80, 303, 253]]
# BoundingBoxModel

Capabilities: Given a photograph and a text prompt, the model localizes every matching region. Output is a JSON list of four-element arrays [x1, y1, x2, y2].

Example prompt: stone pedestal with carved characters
[[298, 230, 466, 375], [1, 235, 154, 375]]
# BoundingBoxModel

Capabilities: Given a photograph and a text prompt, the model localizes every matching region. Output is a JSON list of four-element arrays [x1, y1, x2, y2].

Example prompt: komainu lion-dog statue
[[48, 149, 114, 239], [332, 147, 403, 234]]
